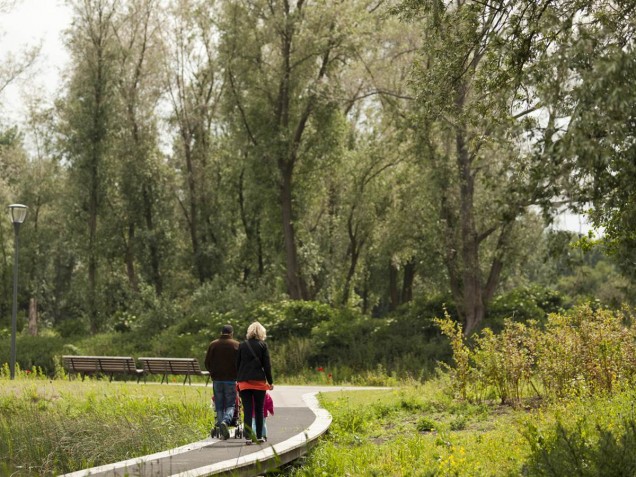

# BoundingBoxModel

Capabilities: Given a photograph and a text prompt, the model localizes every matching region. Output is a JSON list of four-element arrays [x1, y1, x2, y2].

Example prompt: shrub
[[260, 301, 335, 340], [130, 286, 183, 335], [437, 304, 636, 403], [149, 329, 208, 362], [0, 335, 66, 376], [74, 332, 151, 357], [270, 337, 312, 376], [532, 306, 636, 398], [435, 313, 472, 401], [473, 322, 533, 404], [308, 302, 450, 378], [416, 416, 438, 432], [310, 307, 378, 368], [487, 285, 567, 331], [56, 317, 89, 338]]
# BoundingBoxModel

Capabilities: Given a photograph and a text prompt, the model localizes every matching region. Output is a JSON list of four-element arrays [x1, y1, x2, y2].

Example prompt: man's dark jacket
[[236, 339, 273, 384], [204, 335, 239, 381]]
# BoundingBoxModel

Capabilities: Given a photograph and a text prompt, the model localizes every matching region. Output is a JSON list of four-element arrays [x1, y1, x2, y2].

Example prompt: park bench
[[62, 355, 145, 382], [138, 357, 210, 385]]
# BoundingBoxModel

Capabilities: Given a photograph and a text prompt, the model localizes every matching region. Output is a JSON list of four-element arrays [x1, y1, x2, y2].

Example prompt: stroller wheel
[[235, 428, 242, 439], [211, 426, 219, 438]]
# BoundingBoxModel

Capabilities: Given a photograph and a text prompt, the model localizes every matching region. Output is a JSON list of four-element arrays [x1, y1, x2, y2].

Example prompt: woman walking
[[236, 321, 274, 444]]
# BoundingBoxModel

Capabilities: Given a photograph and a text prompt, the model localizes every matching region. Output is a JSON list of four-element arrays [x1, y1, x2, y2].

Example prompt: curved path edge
[[175, 391, 331, 477]]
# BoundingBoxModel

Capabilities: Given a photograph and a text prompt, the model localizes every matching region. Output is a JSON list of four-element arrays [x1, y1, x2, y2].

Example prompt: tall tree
[[219, 0, 368, 299], [59, 0, 119, 332], [163, 0, 227, 284], [111, 0, 172, 295], [555, 1, 636, 279], [395, 0, 583, 334]]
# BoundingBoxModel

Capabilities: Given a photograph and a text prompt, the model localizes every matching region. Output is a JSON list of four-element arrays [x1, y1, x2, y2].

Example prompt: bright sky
[[0, 0, 71, 121]]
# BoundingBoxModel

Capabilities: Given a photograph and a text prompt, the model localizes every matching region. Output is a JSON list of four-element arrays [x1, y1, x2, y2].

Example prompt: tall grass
[[437, 304, 636, 404], [278, 381, 636, 476], [0, 378, 213, 475]]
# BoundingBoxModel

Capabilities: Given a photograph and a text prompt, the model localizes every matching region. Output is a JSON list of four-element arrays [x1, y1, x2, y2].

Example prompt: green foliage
[[556, 260, 635, 309], [56, 317, 89, 338], [473, 324, 533, 404], [487, 286, 567, 330], [0, 336, 66, 376], [271, 337, 312, 377], [435, 312, 472, 400], [523, 418, 636, 477], [127, 285, 183, 334], [0, 0, 634, 367], [307, 299, 450, 378], [287, 384, 636, 477], [258, 301, 335, 340], [558, 2, 636, 283], [74, 332, 151, 358], [310, 307, 377, 366], [522, 391, 636, 477], [149, 329, 207, 363], [415, 416, 437, 432]]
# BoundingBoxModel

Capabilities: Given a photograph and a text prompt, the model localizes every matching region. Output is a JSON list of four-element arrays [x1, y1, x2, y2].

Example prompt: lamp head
[[8, 204, 28, 224]]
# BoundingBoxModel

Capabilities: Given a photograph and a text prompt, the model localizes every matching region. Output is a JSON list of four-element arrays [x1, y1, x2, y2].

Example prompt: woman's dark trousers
[[240, 389, 265, 440]]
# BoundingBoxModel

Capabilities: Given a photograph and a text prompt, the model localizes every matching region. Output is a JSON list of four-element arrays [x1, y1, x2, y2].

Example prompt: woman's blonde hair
[[246, 321, 267, 341]]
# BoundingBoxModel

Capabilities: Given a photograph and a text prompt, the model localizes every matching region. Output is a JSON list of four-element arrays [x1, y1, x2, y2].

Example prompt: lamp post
[[8, 204, 27, 380]]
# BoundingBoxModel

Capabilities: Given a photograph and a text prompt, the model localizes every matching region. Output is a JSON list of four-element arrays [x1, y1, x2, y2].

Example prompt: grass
[[277, 378, 636, 476], [3, 370, 635, 476], [0, 376, 213, 475]]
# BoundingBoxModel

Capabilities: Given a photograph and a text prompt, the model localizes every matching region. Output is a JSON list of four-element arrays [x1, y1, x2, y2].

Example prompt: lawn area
[[0, 377, 213, 475]]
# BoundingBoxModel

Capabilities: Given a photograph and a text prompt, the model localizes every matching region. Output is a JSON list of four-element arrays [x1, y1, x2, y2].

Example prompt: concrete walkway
[[61, 386, 385, 477]]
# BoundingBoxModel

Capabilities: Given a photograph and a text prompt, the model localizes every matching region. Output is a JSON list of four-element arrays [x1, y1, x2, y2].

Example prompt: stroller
[[211, 391, 243, 439]]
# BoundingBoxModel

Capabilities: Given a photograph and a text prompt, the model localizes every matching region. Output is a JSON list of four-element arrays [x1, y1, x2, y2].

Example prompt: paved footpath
[[61, 385, 386, 477]]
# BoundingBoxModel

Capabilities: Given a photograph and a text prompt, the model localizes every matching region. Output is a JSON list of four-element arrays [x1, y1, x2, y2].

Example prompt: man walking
[[205, 324, 240, 439]]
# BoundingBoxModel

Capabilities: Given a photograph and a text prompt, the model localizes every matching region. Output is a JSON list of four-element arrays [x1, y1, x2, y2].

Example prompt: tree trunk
[[389, 261, 400, 311], [402, 258, 416, 303], [28, 298, 37, 336], [342, 211, 365, 305], [88, 157, 99, 334], [341, 243, 360, 306], [125, 222, 139, 292], [181, 139, 212, 283], [457, 122, 484, 335], [280, 164, 307, 299], [143, 185, 163, 295]]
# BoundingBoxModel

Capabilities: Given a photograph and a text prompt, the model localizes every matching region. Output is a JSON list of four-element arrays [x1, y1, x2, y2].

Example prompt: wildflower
[[317, 367, 324, 372]]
